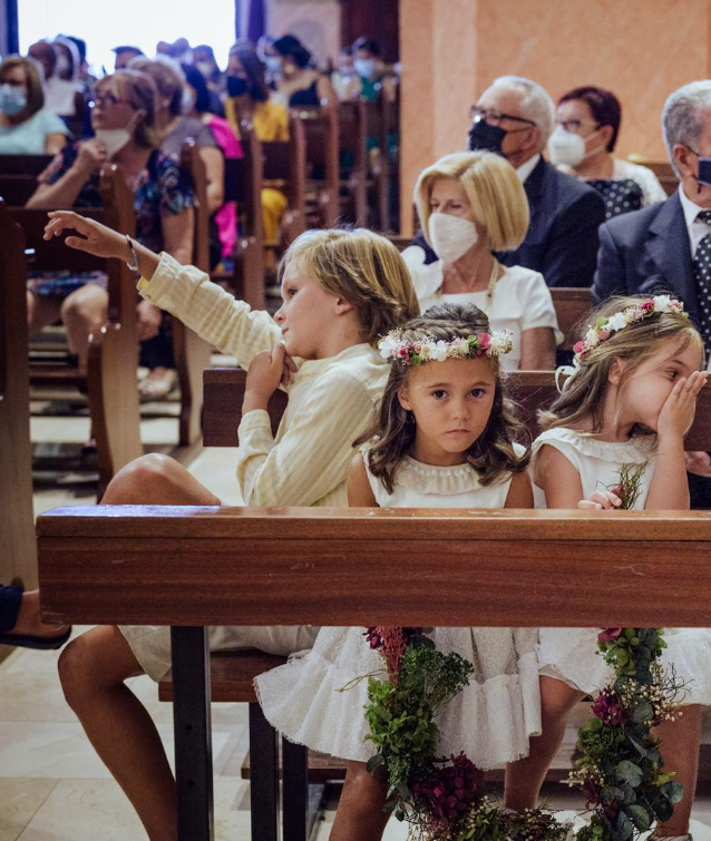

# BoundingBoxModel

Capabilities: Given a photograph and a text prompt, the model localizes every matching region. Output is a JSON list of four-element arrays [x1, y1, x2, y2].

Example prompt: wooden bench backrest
[[0, 200, 37, 601], [201, 366, 711, 452], [36, 505, 711, 628], [337, 100, 368, 225], [261, 113, 307, 244], [627, 157, 678, 198], [296, 106, 339, 227], [12, 165, 136, 323], [550, 287, 593, 350], [0, 154, 56, 208], [179, 139, 210, 273]]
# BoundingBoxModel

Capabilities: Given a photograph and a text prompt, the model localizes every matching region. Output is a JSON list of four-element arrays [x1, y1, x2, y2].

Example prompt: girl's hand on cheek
[[578, 490, 622, 510], [243, 343, 296, 412], [657, 370, 708, 441]]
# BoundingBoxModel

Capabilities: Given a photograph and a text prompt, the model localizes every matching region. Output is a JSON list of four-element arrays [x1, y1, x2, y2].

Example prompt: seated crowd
[[3, 28, 711, 841]]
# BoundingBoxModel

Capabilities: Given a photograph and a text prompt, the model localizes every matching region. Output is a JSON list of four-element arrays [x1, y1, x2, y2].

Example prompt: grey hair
[[662, 81, 711, 178], [491, 75, 556, 147]]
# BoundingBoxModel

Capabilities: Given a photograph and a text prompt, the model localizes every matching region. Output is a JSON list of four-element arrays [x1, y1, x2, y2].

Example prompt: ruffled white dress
[[255, 447, 542, 769], [533, 428, 711, 703]]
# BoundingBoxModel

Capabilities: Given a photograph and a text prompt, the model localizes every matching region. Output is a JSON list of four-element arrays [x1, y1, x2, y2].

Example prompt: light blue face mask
[[265, 56, 282, 74], [0, 84, 27, 116], [354, 58, 376, 79]]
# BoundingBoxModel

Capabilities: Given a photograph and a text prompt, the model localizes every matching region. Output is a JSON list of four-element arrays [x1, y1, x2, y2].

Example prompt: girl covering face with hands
[[505, 294, 709, 841]]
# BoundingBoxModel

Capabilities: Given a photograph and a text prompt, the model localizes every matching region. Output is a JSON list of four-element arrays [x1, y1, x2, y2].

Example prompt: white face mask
[[428, 212, 479, 264], [94, 127, 132, 159], [93, 112, 140, 159], [548, 124, 605, 167]]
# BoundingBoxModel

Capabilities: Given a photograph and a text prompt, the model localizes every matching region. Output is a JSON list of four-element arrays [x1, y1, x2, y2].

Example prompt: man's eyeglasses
[[556, 118, 601, 135], [469, 105, 536, 128]]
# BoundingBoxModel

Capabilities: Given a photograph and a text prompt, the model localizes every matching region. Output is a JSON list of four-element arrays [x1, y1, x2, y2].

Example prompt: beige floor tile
[[0, 671, 77, 724], [189, 447, 245, 505], [15, 778, 252, 841], [0, 780, 57, 841]]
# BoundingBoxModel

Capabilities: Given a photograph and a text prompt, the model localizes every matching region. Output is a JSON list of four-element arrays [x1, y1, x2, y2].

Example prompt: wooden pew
[[337, 100, 368, 226], [223, 126, 265, 309], [366, 94, 396, 234], [0, 154, 54, 207], [37, 505, 711, 841], [201, 366, 711, 450], [173, 141, 214, 447], [262, 112, 307, 249], [0, 201, 36, 663], [296, 107, 340, 228], [627, 156, 678, 198], [13, 166, 142, 498], [550, 287, 592, 351]]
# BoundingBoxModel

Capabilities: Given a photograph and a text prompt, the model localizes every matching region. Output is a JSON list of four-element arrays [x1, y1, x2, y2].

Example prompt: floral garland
[[362, 626, 684, 841], [572, 295, 686, 364], [378, 330, 514, 366], [361, 462, 684, 840]]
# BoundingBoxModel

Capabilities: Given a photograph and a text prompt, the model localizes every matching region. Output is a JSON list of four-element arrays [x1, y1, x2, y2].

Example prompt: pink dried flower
[[598, 628, 623, 643], [477, 333, 491, 350], [412, 753, 483, 823], [641, 299, 655, 312], [592, 688, 625, 726]]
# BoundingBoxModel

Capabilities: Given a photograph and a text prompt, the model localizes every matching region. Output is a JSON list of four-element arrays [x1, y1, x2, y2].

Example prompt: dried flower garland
[[360, 624, 684, 841]]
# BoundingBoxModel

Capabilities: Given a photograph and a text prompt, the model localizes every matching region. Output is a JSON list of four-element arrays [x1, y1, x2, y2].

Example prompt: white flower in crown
[[488, 330, 514, 355], [432, 340, 449, 362], [606, 312, 628, 332], [378, 332, 401, 360]]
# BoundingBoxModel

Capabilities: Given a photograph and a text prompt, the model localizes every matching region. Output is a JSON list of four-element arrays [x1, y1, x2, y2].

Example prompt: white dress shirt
[[516, 153, 541, 184]]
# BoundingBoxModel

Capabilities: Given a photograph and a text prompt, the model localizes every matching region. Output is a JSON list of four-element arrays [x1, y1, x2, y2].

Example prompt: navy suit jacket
[[413, 158, 605, 288], [592, 192, 702, 328]]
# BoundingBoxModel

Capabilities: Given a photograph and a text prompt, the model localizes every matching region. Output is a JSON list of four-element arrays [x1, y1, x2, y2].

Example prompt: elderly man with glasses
[[470, 76, 605, 287], [413, 76, 605, 289]]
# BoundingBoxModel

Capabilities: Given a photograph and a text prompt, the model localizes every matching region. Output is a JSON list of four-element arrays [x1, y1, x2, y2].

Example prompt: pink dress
[[207, 115, 242, 260]]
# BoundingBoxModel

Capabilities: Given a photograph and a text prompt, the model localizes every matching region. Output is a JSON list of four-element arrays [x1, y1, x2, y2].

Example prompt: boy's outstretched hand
[[243, 343, 298, 414], [43, 210, 128, 260]]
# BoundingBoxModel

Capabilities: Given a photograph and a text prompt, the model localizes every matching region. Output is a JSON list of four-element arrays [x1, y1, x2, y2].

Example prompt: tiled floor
[[4, 397, 711, 840]]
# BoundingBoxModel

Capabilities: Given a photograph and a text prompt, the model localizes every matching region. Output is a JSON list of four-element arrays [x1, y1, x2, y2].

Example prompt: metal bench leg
[[282, 737, 308, 841], [250, 702, 281, 841], [171, 626, 214, 841]]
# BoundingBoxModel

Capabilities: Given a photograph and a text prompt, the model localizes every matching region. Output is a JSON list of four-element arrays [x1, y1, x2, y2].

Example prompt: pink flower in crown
[[477, 333, 491, 350], [573, 340, 586, 355], [397, 346, 410, 360], [597, 329, 610, 341], [598, 628, 623, 643], [641, 299, 655, 312]]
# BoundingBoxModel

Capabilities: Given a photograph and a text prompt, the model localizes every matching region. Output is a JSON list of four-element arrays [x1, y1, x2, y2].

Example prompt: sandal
[[0, 627, 72, 650], [138, 367, 177, 402]]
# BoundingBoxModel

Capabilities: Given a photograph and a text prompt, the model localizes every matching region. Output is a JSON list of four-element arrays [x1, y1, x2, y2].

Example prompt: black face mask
[[467, 119, 507, 154], [227, 76, 248, 97]]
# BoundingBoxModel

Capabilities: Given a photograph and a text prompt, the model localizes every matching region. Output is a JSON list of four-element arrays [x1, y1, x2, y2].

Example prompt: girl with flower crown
[[505, 294, 709, 841], [256, 302, 542, 841]]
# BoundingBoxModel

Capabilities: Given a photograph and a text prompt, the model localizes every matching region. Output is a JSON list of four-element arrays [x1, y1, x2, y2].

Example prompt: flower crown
[[573, 295, 687, 364], [378, 329, 514, 366]]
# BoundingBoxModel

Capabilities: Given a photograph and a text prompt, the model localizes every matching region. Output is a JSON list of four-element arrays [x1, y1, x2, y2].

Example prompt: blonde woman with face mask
[[402, 151, 562, 371]]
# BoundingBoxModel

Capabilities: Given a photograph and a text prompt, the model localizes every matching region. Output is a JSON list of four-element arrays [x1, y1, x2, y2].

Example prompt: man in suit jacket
[[470, 76, 606, 287], [593, 80, 711, 507]]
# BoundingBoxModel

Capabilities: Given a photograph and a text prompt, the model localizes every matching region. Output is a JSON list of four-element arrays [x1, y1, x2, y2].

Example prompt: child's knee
[[540, 676, 583, 724], [103, 454, 174, 503], [58, 634, 101, 704]]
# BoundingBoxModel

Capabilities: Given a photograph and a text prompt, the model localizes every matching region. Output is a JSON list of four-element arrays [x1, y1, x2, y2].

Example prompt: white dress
[[533, 428, 711, 702], [401, 248, 563, 372], [255, 446, 542, 769]]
